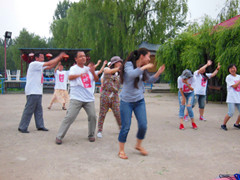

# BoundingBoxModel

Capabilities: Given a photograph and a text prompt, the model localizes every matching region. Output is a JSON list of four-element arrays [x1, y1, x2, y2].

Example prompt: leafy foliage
[[217, 0, 240, 23], [156, 16, 240, 90], [50, 0, 188, 62]]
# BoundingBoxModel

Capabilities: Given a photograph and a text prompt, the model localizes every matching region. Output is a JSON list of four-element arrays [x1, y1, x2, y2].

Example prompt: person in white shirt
[[184, 60, 221, 121], [18, 52, 65, 133], [221, 64, 240, 131], [55, 51, 99, 144], [48, 62, 69, 110], [178, 69, 197, 130], [88, 60, 108, 93]]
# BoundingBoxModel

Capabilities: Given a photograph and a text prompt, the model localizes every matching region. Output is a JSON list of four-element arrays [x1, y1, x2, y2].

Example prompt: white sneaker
[[97, 132, 102, 138]]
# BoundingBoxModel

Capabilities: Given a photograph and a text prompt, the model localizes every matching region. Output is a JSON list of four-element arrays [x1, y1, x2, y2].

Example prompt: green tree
[[217, 0, 240, 22], [53, 0, 72, 20], [51, 0, 188, 62], [9, 29, 48, 76]]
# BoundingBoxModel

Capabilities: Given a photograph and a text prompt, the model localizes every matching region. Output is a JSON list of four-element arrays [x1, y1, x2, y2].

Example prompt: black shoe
[[221, 125, 228, 131], [37, 127, 49, 131], [18, 128, 29, 133], [55, 137, 62, 145], [234, 124, 240, 129]]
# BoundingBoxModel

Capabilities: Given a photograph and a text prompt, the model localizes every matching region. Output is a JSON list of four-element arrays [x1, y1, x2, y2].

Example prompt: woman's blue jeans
[[118, 99, 147, 143], [178, 91, 195, 119]]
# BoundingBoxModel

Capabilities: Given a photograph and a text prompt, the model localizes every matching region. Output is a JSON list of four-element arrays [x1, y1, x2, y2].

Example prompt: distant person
[[88, 60, 108, 93], [18, 52, 65, 133], [118, 48, 165, 159], [55, 51, 99, 144], [177, 69, 197, 130], [97, 56, 122, 138], [184, 60, 221, 121], [48, 62, 69, 110], [221, 64, 240, 131]]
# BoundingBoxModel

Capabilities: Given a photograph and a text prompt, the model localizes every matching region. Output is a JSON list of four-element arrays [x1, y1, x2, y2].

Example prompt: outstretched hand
[[158, 64, 165, 74], [207, 60, 212, 66], [217, 62, 221, 70]]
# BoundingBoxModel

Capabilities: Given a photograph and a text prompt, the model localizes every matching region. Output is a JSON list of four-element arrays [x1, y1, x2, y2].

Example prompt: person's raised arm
[[210, 62, 221, 78], [153, 64, 165, 79], [97, 60, 108, 75], [104, 66, 121, 75], [198, 60, 212, 74], [43, 52, 66, 70], [94, 60, 101, 69], [89, 63, 99, 82], [54, 62, 61, 73]]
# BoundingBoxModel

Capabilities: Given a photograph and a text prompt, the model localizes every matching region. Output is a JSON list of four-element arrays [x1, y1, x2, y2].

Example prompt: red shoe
[[179, 124, 185, 130], [192, 122, 198, 129], [199, 116, 206, 121]]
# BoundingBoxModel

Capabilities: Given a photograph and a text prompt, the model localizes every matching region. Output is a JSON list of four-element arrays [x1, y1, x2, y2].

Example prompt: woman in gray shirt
[[118, 48, 165, 159]]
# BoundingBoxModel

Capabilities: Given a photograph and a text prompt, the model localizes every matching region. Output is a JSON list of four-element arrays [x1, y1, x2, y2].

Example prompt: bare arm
[[179, 88, 186, 105], [104, 67, 120, 75], [232, 80, 240, 89], [43, 52, 65, 70], [198, 60, 212, 74], [97, 60, 108, 75], [94, 60, 101, 69], [54, 62, 61, 73], [68, 74, 81, 80], [182, 79, 194, 91], [210, 63, 221, 78], [153, 64, 165, 79], [89, 64, 99, 82]]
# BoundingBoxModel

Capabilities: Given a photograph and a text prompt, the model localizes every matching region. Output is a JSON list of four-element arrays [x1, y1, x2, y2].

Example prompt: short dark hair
[[75, 51, 84, 58], [228, 64, 237, 72]]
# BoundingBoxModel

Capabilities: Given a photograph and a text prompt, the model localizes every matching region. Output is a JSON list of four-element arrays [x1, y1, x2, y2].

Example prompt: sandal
[[48, 106, 51, 110], [62, 107, 67, 110], [118, 152, 128, 159], [135, 146, 148, 156]]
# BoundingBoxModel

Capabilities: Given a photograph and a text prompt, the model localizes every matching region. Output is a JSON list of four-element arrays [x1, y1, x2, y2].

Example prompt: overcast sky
[[0, 0, 226, 39]]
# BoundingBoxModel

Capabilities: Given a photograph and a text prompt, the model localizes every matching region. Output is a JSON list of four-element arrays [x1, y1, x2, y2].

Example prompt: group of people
[[178, 61, 240, 132], [17, 48, 240, 160]]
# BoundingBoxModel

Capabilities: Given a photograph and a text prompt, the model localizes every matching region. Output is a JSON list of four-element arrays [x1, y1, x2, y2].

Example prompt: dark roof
[[138, 42, 161, 52]]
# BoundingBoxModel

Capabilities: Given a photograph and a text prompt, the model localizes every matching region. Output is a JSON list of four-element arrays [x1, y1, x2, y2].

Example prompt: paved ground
[[0, 92, 239, 180]]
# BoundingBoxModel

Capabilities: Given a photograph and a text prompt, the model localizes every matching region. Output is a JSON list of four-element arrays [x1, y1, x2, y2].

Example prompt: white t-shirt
[[54, 70, 69, 90], [177, 76, 194, 93], [25, 61, 46, 95], [193, 70, 212, 95], [226, 74, 240, 103], [69, 65, 96, 102]]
